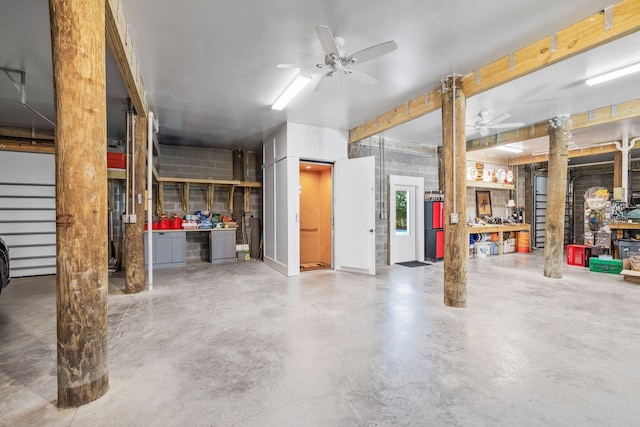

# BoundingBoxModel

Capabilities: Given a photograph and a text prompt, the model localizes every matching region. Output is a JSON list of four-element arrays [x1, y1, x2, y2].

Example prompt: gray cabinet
[[144, 231, 186, 268], [210, 229, 236, 264]]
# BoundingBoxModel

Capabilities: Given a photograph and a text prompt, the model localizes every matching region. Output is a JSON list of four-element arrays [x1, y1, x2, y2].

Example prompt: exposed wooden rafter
[[509, 143, 619, 166], [468, 97, 640, 152], [105, 0, 148, 117], [348, 0, 640, 144]]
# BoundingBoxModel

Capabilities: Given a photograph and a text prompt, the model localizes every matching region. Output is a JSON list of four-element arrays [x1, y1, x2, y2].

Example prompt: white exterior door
[[334, 156, 376, 275], [389, 175, 425, 265], [392, 184, 416, 262]]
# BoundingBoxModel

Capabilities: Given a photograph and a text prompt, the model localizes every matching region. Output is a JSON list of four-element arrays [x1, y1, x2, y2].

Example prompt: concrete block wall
[[350, 140, 439, 265], [158, 144, 263, 261]]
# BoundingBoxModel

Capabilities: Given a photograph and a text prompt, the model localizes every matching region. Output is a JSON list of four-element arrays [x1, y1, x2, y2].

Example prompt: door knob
[[369, 229, 374, 232]]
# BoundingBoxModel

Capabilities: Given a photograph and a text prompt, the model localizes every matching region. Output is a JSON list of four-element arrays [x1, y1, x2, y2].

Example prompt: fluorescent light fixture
[[586, 63, 640, 86], [271, 74, 311, 110], [495, 146, 523, 153]]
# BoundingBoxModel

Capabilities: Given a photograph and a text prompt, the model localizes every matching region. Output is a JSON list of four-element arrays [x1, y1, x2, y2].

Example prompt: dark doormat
[[396, 261, 431, 267], [300, 262, 331, 271]]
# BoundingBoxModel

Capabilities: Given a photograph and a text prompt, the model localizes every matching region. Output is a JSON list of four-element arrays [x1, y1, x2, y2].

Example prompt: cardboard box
[[620, 269, 640, 284]]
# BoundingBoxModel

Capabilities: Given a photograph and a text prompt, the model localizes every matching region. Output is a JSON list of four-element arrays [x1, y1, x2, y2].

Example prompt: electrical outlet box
[[129, 214, 137, 223], [450, 213, 458, 224]]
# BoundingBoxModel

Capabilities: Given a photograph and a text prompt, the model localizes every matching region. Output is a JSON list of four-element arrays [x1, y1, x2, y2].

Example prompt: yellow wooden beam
[[509, 143, 619, 166], [0, 126, 55, 141], [467, 122, 549, 152], [105, 0, 147, 117], [0, 139, 55, 154], [349, 0, 640, 143]]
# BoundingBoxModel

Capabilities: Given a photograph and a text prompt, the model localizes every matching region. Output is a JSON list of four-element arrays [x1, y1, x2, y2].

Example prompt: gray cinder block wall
[[349, 136, 439, 265], [158, 145, 263, 261]]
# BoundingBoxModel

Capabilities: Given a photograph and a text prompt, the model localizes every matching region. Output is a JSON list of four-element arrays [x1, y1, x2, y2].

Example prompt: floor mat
[[396, 261, 432, 267], [300, 262, 331, 271]]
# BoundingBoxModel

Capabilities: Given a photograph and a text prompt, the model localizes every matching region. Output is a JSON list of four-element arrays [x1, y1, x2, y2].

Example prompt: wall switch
[[450, 213, 459, 224], [129, 214, 137, 223]]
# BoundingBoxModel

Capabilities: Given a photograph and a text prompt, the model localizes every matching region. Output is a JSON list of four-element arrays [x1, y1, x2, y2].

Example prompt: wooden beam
[[105, 0, 147, 117], [469, 98, 640, 153], [463, 0, 640, 97], [509, 143, 620, 166], [124, 115, 147, 294], [467, 122, 549, 152], [0, 139, 55, 154], [544, 117, 570, 278], [441, 76, 467, 308], [348, 92, 441, 143], [50, 0, 109, 407], [0, 125, 55, 140], [350, 0, 640, 143]]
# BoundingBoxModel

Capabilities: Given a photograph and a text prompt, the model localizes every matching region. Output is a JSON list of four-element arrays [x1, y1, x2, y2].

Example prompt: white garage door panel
[[0, 152, 56, 278], [12, 257, 56, 269], [0, 184, 55, 197], [11, 245, 56, 259], [2, 198, 56, 209], [0, 222, 56, 234], [12, 266, 56, 278], [2, 233, 56, 246], [2, 210, 56, 222]]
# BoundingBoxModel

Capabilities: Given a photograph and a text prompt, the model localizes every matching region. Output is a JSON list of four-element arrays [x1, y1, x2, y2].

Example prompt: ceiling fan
[[278, 25, 397, 92], [466, 109, 525, 137]]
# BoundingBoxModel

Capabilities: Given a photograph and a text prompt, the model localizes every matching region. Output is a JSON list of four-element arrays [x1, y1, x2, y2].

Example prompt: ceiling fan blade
[[487, 113, 511, 125], [491, 122, 525, 129], [314, 72, 334, 93], [346, 41, 397, 64], [315, 25, 339, 57], [346, 68, 379, 85]]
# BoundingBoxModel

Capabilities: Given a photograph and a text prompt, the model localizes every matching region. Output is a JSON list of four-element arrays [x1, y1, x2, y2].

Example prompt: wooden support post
[[50, 0, 109, 407], [232, 149, 244, 241], [441, 76, 467, 308], [544, 116, 570, 278], [124, 115, 147, 294], [614, 150, 623, 198]]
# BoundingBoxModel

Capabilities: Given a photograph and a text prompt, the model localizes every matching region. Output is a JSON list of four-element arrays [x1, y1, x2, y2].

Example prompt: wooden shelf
[[156, 176, 262, 213], [107, 168, 126, 180], [466, 181, 514, 190]]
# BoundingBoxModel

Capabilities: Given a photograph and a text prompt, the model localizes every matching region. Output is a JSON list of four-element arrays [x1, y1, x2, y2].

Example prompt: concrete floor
[[1, 251, 640, 426]]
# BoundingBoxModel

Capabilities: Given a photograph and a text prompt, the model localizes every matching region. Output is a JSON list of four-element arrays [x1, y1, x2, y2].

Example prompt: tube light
[[495, 146, 523, 153], [585, 63, 640, 86], [271, 74, 311, 110]]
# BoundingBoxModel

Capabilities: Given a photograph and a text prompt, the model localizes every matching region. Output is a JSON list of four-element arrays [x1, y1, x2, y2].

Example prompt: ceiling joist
[[105, 0, 148, 117], [509, 143, 620, 166], [349, 0, 640, 144]]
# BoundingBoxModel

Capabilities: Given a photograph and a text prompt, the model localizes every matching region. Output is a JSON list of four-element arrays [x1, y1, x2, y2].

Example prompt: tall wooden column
[[441, 76, 467, 307], [232, 149, 245, 242], [125, 115, 147, 294], [613, 150, 623, 197], [544, 116, 570, 278], [50, 0, 109, 407]]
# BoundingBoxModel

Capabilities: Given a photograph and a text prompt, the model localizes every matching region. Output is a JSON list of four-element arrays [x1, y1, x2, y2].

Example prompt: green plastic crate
[[589, 257, 622, 274]]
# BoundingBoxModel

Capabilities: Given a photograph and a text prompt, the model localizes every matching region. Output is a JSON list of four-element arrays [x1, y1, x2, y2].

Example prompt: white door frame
[[389, 175, 424, 265]]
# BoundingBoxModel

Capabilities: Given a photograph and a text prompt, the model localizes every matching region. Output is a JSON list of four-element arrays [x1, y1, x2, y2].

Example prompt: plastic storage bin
[[567, 244, 590, 267], [589, 258, 622, 274]]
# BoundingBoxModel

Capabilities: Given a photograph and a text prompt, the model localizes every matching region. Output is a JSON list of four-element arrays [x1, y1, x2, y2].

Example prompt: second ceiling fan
[[467, 109, 524, 137], [278, 25, 398, 92]]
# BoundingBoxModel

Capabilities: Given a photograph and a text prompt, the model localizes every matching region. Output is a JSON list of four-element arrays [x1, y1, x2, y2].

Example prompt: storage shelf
[[466, 181, 514, 190]]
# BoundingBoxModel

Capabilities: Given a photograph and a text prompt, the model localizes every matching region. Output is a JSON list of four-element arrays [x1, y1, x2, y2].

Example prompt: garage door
[[0, 151, 56, 277]]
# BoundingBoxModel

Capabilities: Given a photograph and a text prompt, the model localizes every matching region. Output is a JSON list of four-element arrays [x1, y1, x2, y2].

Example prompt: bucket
[[475, 242, 491, 257], [516, 231, 530, 253]]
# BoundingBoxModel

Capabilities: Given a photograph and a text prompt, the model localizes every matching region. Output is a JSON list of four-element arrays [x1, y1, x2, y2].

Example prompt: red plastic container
[[170, 217, 182, 229], [567, 244, 591, 267], [157, 218, 170, 229], [107, 152, 126, 169]]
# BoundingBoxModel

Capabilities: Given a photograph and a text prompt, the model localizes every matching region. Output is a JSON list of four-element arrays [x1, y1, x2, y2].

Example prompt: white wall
[[262, 122, 348, 276]]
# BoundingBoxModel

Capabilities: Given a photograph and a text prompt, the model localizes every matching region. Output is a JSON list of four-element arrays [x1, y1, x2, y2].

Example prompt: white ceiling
[[1, 0, 639, 156]]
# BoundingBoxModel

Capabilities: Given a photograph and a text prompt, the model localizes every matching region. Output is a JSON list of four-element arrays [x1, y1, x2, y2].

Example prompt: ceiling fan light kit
[[271, 74, 312, 111]]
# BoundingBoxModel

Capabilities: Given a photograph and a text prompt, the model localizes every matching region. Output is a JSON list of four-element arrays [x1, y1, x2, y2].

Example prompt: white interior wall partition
[[262, 122, 348, 277], [0, 151, 56, 277]]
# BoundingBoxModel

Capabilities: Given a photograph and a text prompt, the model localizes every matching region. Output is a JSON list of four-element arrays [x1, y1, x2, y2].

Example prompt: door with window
[[389, 176, 424, 264]]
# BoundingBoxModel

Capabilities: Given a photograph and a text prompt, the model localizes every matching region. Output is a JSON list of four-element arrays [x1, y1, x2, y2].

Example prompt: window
[[395, 190, 409, 235]]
